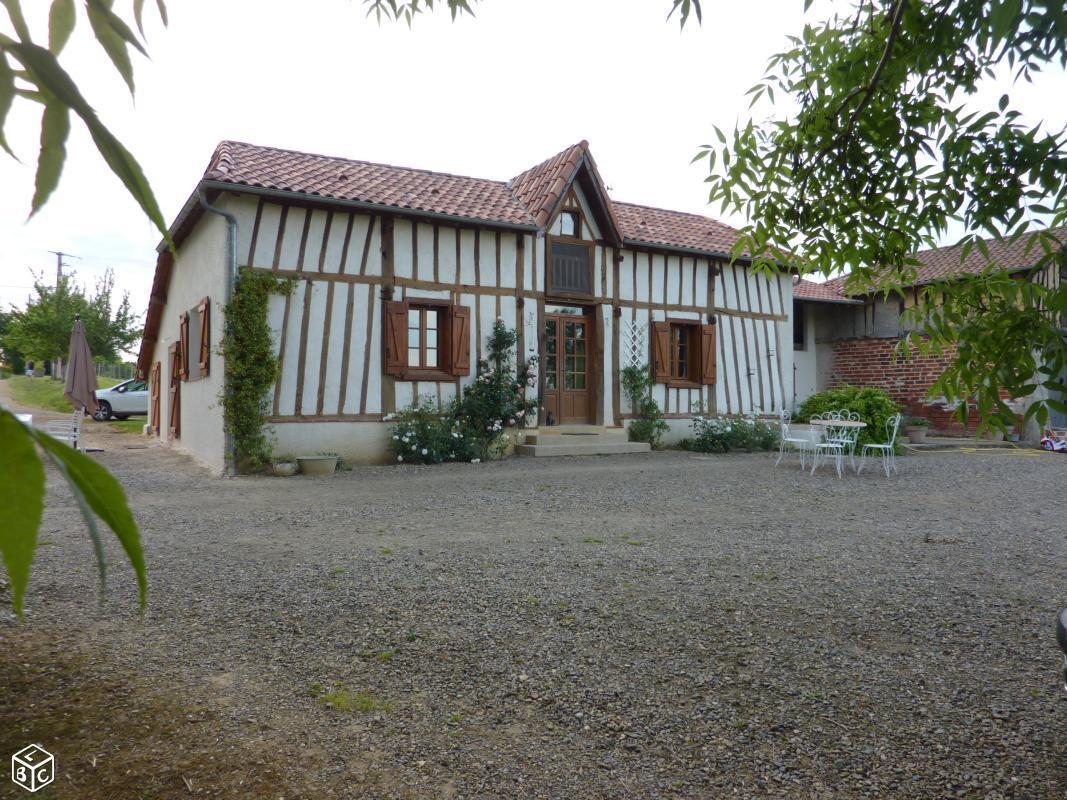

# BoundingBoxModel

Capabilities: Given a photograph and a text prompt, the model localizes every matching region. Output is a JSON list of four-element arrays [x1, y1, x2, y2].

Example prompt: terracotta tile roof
[[614, 201, 744, 256], [199, 140, 742, 256], [507, 142, 586, 228], [906, 226, 1067, 285], [793, 227, 1067, 302], [792, 276, 859, 303], [204, 141, 537, 227]]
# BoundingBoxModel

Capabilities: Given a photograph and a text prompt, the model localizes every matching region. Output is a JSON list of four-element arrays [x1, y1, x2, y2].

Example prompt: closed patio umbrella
[[64, 315, 98, 415]]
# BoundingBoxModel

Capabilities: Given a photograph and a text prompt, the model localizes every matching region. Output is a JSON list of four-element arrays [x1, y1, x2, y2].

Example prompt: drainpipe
[[198, 188, 239, 477]]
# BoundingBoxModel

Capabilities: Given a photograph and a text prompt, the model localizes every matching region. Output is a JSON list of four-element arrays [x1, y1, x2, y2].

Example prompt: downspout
[[198, 188, 239, 478]]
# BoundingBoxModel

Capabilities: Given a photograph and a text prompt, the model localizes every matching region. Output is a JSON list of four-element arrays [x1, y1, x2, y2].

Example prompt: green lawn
[[109, 418, 147, 435], [6, 374, 122, 412]]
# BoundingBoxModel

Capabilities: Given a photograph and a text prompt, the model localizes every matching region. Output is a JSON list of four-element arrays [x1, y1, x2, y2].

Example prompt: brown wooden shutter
[[168, 345, 181, 438], [383, 300, 409, 376], [651, 321, 670, 383], [700, 321, 718, 384], [150, 361, 161, 435], [449, 305, 471, 376], [197, 297, 210, 376], [178, 312, 189, 380]]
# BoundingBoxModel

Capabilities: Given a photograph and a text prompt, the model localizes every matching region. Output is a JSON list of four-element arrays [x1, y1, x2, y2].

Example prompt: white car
[[93, 378, 149, 421]]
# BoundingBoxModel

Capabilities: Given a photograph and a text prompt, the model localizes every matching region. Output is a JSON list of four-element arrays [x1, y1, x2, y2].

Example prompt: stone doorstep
[[522, 429, 629, 446], [515, 441, 651, 458], [905, 436, 1021, 451]]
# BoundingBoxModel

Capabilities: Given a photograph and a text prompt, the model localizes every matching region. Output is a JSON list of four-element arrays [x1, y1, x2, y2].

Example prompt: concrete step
[[536, 424, 607, 435], [523, 429, 629, 445], [515, 441, 651, 458]]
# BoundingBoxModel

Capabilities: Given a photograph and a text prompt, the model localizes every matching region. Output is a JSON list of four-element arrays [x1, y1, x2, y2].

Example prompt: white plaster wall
[[268, 421, 394, 465], [150, 205, 233, 474]]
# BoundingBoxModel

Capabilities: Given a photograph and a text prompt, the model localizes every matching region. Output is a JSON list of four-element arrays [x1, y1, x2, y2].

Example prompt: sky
[[1, 0, 1065, 335]]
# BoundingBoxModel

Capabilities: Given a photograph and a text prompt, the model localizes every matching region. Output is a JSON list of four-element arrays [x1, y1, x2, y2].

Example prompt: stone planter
[[984, 430, 1005, 442], [297, 455, 338, 476], [905, 426, 928, 444], [272, 461, 298, 477]]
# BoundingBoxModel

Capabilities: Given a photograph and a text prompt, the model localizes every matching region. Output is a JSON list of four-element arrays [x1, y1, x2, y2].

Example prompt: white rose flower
[[471, 458, 481, 463], [397, 455, 403, 462], [421, 448, 428, 455]]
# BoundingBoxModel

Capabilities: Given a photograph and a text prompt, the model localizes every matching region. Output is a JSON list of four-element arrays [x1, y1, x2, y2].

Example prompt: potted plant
[[904, 416, 930, 444], [297, 452, 339, 476], [272, 455, 298, 477]]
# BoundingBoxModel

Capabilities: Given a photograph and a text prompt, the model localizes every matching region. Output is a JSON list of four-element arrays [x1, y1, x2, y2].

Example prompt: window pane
[[425, 348, 437, 368], [425, 309, 437, 328], [408, 309, 419, 329], [426, 328, 437, 348], [408, 347, 420, 366]]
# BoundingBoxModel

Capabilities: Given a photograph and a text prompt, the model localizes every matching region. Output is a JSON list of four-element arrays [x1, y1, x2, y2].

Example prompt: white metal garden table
[[809, 417, 866, 477]]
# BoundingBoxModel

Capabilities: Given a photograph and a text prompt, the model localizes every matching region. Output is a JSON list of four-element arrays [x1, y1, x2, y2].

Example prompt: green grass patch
[[110, 418, 146, 434], [7, 374, 121, 412], [313, 686, 394, 713]]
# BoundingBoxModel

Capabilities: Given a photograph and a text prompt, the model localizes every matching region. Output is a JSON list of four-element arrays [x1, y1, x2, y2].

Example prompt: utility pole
[[48, 250, 79, 288], [47, 251, 79, 381]]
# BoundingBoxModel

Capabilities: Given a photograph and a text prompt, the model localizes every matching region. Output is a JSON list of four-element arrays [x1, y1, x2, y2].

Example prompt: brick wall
[[827, 337, 982, 434]]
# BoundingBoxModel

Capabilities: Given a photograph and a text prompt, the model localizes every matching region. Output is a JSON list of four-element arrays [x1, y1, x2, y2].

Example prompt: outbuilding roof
[[792, 226, 1067, 302]]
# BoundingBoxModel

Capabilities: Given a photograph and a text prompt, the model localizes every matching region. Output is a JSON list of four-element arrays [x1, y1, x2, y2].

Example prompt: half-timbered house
[[137, 140, 795, 471]]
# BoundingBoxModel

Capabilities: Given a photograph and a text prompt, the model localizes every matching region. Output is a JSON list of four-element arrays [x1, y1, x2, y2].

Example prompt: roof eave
[[198, 179, 540, 235]]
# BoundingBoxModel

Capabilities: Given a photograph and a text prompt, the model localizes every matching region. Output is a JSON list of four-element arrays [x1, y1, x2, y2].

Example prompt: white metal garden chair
[[858, 413, 902, 477], [810, 411, 854, 478], [775, 409, 815, 469], [45, 410, 82, 451]]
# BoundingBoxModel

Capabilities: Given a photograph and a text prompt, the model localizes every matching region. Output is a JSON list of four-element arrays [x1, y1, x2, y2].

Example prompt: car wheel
[[93, 402, 112, 421]]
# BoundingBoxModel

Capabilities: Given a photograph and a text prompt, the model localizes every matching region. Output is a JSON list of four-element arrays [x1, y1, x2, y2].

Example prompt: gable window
[[548, 240, 592, 297], [793, 301, 806, 351], [551, 210, 579, 238], [384, 299, 471, 380], [652, 319, 717, 387]]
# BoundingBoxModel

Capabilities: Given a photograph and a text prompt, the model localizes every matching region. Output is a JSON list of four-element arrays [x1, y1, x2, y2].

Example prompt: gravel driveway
[[2, 429, 1066, 799]]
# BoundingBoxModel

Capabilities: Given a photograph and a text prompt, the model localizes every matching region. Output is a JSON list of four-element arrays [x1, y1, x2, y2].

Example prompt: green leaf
[[86, 0, 137, 94], [48, 0, 76, 54], [31, 428, 147, 609], [133, 0, 146, 37], [0, 53, 17, 157], [0, 411, 45, 617], [991, 0, 1021, 44], [7, 42, 170, 243], [29, 100, 70, 218], [37, 444, 108, 599]]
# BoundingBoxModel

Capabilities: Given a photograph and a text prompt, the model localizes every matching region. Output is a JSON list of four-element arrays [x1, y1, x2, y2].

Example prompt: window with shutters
[[652, 318, 717, 388], [383, 299, 471, 380], [180, 298, 211, 381]]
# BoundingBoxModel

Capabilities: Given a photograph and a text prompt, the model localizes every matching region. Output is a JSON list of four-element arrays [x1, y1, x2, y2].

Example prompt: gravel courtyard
[[2, 430, 1066, 799]]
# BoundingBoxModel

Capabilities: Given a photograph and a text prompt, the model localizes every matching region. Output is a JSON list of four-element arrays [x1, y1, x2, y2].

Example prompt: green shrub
[[387, 321, 536, 464], [684, 414, 780, 453], [621, 364, 669, 447], [796, 385, 901, 447], [388, 397, 468, 464]]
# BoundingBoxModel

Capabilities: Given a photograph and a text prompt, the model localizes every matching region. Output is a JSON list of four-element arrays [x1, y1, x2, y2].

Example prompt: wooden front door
[[542, 308, 593, 425]]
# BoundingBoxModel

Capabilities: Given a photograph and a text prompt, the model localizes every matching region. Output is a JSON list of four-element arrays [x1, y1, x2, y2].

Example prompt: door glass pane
[[565, 338, 574, 353], [575, 339, 585, 355], [574, 373, 586, 389], [574, 323, 585, 339], [547, 372, 557, 389], [564, 372, 575, 389], [546, 319, 557, 335]]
